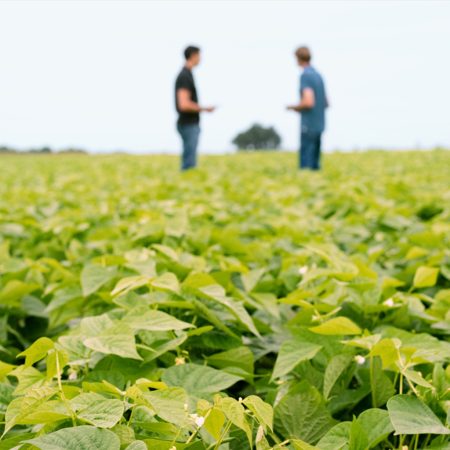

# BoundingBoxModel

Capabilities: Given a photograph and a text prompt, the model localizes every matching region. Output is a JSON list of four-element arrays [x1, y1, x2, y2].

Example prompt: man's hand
[[202, 106, 216, 113], [286, 105, 299, 112]]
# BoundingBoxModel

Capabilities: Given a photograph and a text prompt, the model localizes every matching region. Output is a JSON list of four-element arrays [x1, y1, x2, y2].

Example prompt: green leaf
[[203, 406, 225, 440], [111, 275, 150, 297], [123, 307, 193, 331], [0, 360, 16, 381], [81, 264, 117, 296], [17, 337, 54, 367], [199, 285, 260, 336], [9, 366, 46, 395], [150, 272, 180, 294], [369, 356, 396, 408], [323, 354, 353, 399], [317, 422, 351, 450], [162, 363, 242, 397], [310, 317, 362, 336], [387, 395, 450, 435], [24, 425, 121, 450], [290, 440, 320, 450], [272, 339, 322, 379], [143, 387, 188, 426], [46, 347, 69, 379], [71, 393, 124, 428], [206, 346, 254, 378], [83, 324, 142, 360], [274, 380, 336, 443], [357, 408, 393, 448], [4, 386, 57, 433], [125, 442, 147, 450], [0, 280, 38, 308], [413, 266, 439, 288], [348, 418, 369, 450], [220, 397, 253, 447], [243, 395, 273, 431]]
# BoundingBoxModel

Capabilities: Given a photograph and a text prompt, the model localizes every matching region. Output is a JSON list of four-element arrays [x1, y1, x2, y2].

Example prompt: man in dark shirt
[[287, 46, 328, 170], [175, 45, 215, 170]]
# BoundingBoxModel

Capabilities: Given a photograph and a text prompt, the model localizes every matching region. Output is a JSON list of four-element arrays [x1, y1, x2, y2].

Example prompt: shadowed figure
[[175, 45, 215, 171], [287, 46, 328, 170]]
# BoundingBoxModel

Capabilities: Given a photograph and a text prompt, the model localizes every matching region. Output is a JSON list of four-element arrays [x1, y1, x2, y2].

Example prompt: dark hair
[[184, 45, 200, 60], [295, 46, 311, 63]]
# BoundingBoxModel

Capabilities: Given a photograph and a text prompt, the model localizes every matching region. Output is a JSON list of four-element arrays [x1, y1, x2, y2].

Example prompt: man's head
[[184, 45, 201, 67], [295, 46, 311, 67]]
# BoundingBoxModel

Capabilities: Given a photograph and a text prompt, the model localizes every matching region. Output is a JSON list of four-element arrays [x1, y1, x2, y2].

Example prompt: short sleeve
[[300, 73, 314, 93], [176, 73, 191, 91]]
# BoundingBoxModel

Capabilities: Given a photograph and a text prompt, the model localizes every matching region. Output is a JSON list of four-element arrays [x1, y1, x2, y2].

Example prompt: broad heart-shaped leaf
[[125, 442, 147, 450], [309, 317, 361, 336], [122, 306, 193, 331], [316, 422, 351, 450], [24, 425, 120, 450], [316, 409, 394, 450], [17, 337, 54, 367], [4, 386, 57, 433], [357, 408, 393, 448], [143, 387, 188, 426], [220, 397, 253, 447], [162, 363, 242, 397], [150, 272, 180, 294], [206, 346, 254, 377], [198, 285, 260, 336], [272, 338, 322, 380], [413, 266, 439, 288], [0, 361, 16, 381], [369, 357, 396, 408], [387, 395, 450, 435], [83, 323, 142, 360], [323, 353, 353, 399], [70, 393, 124, 428], [243, 395, 273, 431], [290, 439, 319, 449], [274, 380, 336, 444], [111, 275, 150, 297], [81, 264, 117, 296]]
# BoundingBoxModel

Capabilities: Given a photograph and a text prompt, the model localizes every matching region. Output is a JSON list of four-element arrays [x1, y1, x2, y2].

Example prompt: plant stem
[[214, 420, 232, 450]]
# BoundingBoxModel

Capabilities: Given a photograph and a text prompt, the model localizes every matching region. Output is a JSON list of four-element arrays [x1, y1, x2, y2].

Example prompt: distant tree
[[59, 148, 87, 154], [29, 147, 52, 154], [232, 124, 281, 151], [0, 146, 16, 153]]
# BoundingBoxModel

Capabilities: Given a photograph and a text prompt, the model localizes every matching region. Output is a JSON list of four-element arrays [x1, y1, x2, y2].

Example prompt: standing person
[[175, 45, 215, 171], [287, 46, 328, 170]]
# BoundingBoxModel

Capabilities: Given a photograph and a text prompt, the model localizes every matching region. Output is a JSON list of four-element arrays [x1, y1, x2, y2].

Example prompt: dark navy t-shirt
[[300, 66, 326, 134], [175, 67, 200, 125]]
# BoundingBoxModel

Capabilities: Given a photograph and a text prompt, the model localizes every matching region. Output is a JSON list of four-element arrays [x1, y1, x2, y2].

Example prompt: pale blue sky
[[1, 0, 450, 153]]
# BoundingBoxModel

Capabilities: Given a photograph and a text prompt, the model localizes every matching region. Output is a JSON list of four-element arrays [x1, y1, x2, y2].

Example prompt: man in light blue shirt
[[287, 46, 328, 170]]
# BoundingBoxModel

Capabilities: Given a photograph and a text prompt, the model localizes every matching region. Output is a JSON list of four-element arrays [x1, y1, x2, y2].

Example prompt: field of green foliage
[[0, 151, 449, 450]]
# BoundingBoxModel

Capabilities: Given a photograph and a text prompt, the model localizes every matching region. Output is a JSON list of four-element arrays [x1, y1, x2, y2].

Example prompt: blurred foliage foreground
[[0, 151, 449, 449]]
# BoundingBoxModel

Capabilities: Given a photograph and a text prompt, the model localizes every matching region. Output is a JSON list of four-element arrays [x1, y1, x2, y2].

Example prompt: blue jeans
[[177, 123, 200, 170], [300, 130, 322, 170]]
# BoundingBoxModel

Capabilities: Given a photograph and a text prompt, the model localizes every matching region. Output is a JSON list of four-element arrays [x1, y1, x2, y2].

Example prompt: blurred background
[[1, 0, 449, 153]]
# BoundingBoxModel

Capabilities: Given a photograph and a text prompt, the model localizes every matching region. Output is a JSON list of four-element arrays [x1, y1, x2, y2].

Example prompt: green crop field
[[0, 151, 449, 450]]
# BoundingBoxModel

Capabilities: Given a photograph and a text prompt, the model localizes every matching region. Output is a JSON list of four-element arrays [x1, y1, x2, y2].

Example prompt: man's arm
[[287, 87, 315, 112], [177, 89, 215, 113]]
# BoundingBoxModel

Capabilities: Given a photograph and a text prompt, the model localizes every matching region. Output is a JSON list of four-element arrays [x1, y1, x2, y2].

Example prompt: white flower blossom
[[383, 298, 394, 307], [175, 356, 186, 365], [355, 355, 366, 365], [298, 266, 309, 275], [189, 413, 205, 428], [68, 369, 78, 381], [195, 416, 205, 428]]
